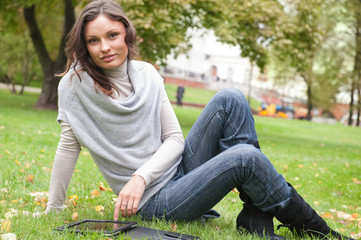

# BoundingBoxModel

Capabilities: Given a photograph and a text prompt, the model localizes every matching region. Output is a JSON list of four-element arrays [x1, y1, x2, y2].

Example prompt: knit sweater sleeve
[[133, 88, 184, 186], [46, 121, 81, 212]]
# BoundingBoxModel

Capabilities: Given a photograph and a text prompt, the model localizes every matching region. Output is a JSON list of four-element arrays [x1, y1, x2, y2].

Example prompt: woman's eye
[[109, 33, 119, 39], [88, 39, 98, 44]]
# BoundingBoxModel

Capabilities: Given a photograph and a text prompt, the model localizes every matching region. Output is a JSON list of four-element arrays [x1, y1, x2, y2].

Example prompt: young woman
[[47, 0, 354, 239]]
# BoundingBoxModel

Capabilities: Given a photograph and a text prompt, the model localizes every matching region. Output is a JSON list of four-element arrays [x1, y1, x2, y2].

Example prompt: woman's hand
[[114, 174, 146, 220]]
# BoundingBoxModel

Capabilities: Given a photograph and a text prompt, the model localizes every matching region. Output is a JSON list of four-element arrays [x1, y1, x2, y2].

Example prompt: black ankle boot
[[237, 202, 285, 240], [274, 184, 354, 240]]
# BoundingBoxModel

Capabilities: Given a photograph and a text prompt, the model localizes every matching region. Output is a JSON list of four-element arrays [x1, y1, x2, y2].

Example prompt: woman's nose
[[100, 40, 110, 52]]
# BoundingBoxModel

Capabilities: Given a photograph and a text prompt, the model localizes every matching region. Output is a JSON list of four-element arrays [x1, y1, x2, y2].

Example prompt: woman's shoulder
[[129, 60, 158, 74], [58, 68, 90, 90]]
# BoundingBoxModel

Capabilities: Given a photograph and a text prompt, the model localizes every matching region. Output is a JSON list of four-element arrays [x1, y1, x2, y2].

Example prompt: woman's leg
[[139, 144, 290, 221], [181, 88, 260, 173], [139, 89, 291, 220]]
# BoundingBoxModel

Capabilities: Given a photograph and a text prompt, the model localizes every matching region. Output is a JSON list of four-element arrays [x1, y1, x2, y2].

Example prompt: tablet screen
[[69, 221, 129, 232]]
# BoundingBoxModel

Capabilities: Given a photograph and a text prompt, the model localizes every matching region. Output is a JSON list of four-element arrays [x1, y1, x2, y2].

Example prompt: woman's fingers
[[114, 175, 146, 220]]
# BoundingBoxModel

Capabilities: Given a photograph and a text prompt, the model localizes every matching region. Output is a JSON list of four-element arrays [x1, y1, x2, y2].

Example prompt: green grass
[[0, 89, 360, 239], [164, 83, 261, 113]]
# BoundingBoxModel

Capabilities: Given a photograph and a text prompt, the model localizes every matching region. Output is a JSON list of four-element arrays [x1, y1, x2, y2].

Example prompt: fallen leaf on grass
[[321, 212, 333, 219], [68, 195, 78, 206], [351, 232, 361, 239], [25, 175, 34, 183], [72, 212, 79, 221], [171, 223, 177, 232], [5, 209, 18, 219], [42, 167, 52, 172], [95, 205, 104, 212], [1, 219, 11, 232], [91, 189, 100, 198], [0, 233, 17, 240], [98, 183, 112, 192], [29, 191, 48, 197], [24, 162, 31, 169], [352, 178, 361, 184], [336, 211, 352, 220], [351, 213, 359, 220]]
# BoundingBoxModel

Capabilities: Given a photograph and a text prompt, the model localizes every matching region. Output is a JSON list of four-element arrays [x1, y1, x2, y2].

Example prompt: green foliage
[[120, 0, 194, 65], [192, 0, 284, 70]]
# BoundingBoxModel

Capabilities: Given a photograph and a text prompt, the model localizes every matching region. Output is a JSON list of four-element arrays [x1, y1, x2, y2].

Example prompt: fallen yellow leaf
[[95, 205, 104, 212], [68, 195, 78, 206], [68, 195, 78, 201], [1, 219, 11, 232]]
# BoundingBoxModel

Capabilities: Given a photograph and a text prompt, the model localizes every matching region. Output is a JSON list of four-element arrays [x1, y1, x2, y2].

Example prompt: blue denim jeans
[[139, 88, 291, 221]]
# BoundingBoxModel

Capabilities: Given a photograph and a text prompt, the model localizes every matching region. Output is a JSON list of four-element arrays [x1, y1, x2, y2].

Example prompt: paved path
[[0, 83, 41, 93]]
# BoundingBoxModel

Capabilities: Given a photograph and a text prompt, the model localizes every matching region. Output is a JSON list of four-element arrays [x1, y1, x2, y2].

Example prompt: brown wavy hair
[[59, 0, 137, 96]]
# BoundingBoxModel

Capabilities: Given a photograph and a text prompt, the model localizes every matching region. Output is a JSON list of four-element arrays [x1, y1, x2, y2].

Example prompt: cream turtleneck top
[[46, 59, 184, 212]]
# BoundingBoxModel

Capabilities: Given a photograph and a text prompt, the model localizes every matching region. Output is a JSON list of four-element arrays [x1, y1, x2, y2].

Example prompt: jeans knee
[[213, 88, 248, 109]]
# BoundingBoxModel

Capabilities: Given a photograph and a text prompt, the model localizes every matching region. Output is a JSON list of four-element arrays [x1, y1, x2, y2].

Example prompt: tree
[[328, 0, 361, 126], [1, 0, 197, 109], [349, 0, 361, 126], [0, 0, 75, 109], [270, 0, 326, 120], [24, 0, 75, 110]]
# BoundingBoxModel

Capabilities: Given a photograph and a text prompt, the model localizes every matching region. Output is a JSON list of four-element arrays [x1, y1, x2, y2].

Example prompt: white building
[[162, 29, 307, 102]]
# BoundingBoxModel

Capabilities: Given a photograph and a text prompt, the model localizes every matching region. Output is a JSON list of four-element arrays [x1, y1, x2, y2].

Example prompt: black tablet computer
[[55, 219, 137, 236]]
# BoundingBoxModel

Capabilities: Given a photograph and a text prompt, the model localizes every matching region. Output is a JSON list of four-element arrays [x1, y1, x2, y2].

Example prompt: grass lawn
[[0, 89, 360, 239]]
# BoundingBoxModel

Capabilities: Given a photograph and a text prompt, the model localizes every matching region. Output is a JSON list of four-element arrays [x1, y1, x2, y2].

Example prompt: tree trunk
[[3, 74, 16, 94], [301, 74, 313, 121], [357, 85, 361, 126], [23, 0, 75, 110], [348, 81, 355, 126], [353, 0, 361, 126], [306, 84, 313, 121]]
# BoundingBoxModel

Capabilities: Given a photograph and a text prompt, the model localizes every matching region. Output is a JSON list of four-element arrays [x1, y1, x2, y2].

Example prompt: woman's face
[[85, 15, 128, 69]]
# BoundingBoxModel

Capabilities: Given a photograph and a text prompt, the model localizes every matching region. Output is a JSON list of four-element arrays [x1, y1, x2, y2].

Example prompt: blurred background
[[1, 0, 360, 126]]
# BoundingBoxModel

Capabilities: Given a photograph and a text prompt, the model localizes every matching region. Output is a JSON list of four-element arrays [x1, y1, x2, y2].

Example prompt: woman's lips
[[101, 54, 115, 62]]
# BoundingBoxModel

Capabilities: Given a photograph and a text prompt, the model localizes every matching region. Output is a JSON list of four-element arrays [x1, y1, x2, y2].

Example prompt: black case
[[126, 226, 200, 240], [55, 219, 200, 239]]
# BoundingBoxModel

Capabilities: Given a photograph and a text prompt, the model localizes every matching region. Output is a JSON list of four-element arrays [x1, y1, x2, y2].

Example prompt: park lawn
[[0, 89, 360, 240]]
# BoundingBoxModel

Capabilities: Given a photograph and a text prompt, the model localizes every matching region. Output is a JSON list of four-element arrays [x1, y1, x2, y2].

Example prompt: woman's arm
[[114, 89, 184, 219], [46, 122, 81, 212], [133, 95, 184, 185]]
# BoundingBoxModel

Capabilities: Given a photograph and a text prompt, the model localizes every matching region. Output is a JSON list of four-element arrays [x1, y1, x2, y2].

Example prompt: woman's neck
[[103, 58, 128, 80]]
